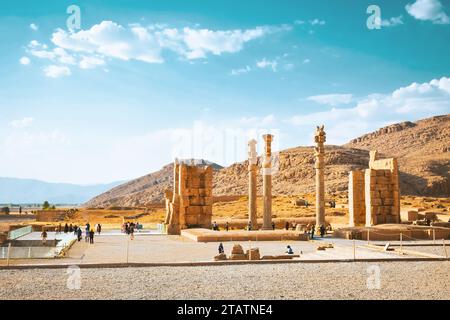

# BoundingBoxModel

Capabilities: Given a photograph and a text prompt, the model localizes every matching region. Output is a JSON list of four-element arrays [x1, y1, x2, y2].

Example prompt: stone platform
[[334, 224, 450, 241], [181, 228, 309, 242]]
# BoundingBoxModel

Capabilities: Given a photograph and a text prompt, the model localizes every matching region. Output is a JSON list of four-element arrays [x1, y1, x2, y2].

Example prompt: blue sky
[[0, 0, 449, 184]]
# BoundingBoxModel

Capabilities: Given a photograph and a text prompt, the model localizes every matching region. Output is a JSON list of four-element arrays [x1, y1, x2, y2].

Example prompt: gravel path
[[1, 261, 449, 300]]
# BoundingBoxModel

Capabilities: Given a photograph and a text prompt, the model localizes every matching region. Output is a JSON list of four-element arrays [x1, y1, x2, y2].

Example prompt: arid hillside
[[345, 114, 449, 196], [85, 115, 449, 208]]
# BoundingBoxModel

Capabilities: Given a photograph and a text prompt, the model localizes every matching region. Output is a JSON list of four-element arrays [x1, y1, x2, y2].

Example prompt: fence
[[7, 226, 32, 240], [0, 246, 58, 259]]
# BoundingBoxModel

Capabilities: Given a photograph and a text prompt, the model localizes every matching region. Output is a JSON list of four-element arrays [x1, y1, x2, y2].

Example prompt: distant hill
[[345, 114, 449, 196], [84, 159, 223, 208], [85, 115, 450, 208], [0, 178, 125, 204]]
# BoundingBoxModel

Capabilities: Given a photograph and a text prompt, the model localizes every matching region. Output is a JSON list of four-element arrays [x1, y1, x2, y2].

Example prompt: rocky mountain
[[345, 114, 449, 196], [85, 115, 450, 208], [85, 160, 223, 208], [0, 178, 124, 204]]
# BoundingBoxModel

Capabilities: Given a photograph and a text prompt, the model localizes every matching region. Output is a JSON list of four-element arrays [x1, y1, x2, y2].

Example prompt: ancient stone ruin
[[247, 139, 258, 229], [262, 134, 274, 230], [164, 159, 213, 235], [314, 125, 326, 230], [348, 151, 400, 227]]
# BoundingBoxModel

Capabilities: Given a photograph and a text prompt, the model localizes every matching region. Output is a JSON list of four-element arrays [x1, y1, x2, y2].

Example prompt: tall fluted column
[[248, 139, 258, 229], [262, 134, 274, 230], [314, 126, 326, 230]]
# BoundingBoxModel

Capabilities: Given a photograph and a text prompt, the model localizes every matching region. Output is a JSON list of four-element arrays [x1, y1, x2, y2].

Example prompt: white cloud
[[50, 21, 277, 63], [23, 20, 289, 78], [43, 65, 71, 78], [30, 23, 38, 31], [295, 19, 326, 26], [9, 117, 34, 128], [230, 65, 251, 76], [289, 77, 450, 144], [303, 58, 311, 64], [79, 56, 105, 69], [381, 15, 404, 27], [307, 94, 353, 106], [19, 56, 30, 65], [309, 19, 326, 26], [28, 41, 76, 65], [256, 58, 278, 72], [406, 0, 450, 24]]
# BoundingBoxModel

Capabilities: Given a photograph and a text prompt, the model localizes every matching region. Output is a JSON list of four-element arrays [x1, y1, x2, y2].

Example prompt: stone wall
[[348, 151, 400, 227], [348, 170, 365, 227], [165, 160, 213, 235]]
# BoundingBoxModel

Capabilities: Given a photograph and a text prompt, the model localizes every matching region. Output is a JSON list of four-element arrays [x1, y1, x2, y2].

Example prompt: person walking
[[272, 222, 276, 230], [64, 223, 69, 233], [89, 229, 95, 244], [320, 225, 326, 238], [225, 222, 229, 232], [310, 225, 315, 240], [97, 223, 102, 235], [130, 224, 135, 240], [41, 229, 48, 245], [218, 243, 224, 254], [77, 227, 82, 242], [285, 221, 290, 230]]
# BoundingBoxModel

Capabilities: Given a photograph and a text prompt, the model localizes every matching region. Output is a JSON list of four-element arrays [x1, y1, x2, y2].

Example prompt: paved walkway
[[1, 231, 447, 267]]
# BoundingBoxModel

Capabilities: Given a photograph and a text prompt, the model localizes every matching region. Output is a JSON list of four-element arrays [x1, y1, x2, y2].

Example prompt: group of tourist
[[306, 224, 327, 239], [121, 221, 142, 240], [53, 222, 101, 244]]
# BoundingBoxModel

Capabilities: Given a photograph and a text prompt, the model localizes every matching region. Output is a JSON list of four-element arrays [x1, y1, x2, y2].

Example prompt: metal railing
[[7, 226, 32, 240]]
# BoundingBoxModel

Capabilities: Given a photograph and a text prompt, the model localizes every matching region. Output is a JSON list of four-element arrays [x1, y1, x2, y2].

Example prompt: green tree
[[42, 201, 50, 210]]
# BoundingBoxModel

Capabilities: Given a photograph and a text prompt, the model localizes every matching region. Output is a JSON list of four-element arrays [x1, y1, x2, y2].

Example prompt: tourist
[[286, 245, 294, 255], [310, 225, 315, 240], [212, 221, 219, 231], [272, 222, 276, 230], [69, 224, 73, 233], [64, 223, 69, 233], [225, 222, 229, 232], [218, 243, 224, 254], [57, 224, 62, 234], [305, 200, 309, 208], [130, 224, 135, 240], [41, 229, 48, 245], [320, 225, 326, 237], [73, 225, 78, 236], [285, 222, 290, 230], [97, 223, 102, 235], [77, 227, 82, 242], [247, 221, 252, 231], [89, 229, 95, 244]]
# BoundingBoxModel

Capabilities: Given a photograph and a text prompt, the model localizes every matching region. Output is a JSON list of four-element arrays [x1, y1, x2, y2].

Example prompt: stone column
[[248, 139, 258, 229], [314, 126, 326, 230], [262, 134, 274, 230]]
